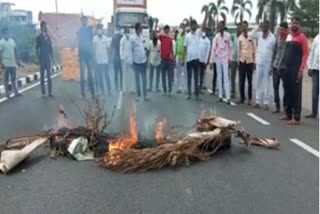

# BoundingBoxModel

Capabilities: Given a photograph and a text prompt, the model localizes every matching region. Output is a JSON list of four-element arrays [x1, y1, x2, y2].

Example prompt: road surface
[[0, 74, 318, 214]]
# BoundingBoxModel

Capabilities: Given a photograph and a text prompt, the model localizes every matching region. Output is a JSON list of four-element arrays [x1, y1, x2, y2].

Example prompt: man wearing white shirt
[[184, 20, 202, 101], [305, 33, 319, 119], [93, 24, 111, 96], [199, 31, 211, 92], [130, 22, 149, 101], [251, 20, 276, 109], [120, 28, 134, 94]]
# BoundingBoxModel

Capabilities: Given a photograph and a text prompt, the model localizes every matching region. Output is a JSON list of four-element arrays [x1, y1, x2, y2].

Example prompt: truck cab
[[113, 7, 150, 49]]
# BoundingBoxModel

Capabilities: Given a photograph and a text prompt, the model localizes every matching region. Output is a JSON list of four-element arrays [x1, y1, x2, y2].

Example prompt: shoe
[[176, 90, 182, 94], [287, 119, 301, 125], [231, 94, 235, 99], [264, 105, 269, 110], [248, 100, 252, 106], [199, 91, 205, 94], [156, 89, 161, 93], [14, 93, 22, 97], [144, 97, 150, 102], [272, 108, 280, 114], [48, 94, 54, 98], [236, 100, 244, 104], [253, 104, 260, 108], [226, 100, 231, 105], [305, 114, 317, 119], [186, 96, 191, 100], [280, 116, 291, 121], [147, 89, 152, 92], [217, 98, 223, 102]]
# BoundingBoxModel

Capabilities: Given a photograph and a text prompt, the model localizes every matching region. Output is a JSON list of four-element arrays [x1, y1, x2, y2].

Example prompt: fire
[[108, 104, 137, 152], [155, 119, 167, 143]]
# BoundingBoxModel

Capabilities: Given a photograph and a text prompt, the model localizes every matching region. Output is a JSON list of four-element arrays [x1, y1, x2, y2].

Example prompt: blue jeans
[[133, 62, 147, 98], [79, 54, 95, 97], [4, 67, 18, 97], [312, 69, 319, 116], [149, 64, 161, 91], [95, 64, 111, 95], [161, 60, 173, 94], [40, 60, 52, 95]]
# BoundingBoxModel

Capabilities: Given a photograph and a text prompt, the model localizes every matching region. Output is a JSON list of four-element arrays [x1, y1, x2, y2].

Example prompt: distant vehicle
[[112, 0, 150, 49]]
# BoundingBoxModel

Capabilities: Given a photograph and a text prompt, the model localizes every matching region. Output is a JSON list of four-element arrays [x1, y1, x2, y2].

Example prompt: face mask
[[97, 29, 103, 35], [202, 32, 206, 38], [179, 28, 184, 33]]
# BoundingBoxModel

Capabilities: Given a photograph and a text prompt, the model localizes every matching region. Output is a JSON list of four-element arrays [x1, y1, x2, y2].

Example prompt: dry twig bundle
[[100, 129, 229, 173]]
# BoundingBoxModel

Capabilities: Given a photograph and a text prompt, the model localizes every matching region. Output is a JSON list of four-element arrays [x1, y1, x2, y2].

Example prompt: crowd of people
[[0, 15, 318, 126]]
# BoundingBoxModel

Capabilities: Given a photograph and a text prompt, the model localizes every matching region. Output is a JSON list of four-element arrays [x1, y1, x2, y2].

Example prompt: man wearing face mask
[[251, 20, 276, 110], [111, 29, 123, 92], [198, 30, 211, 92], [93, 24, 111, 96], [271, 22, 289, 113], [175, 23, 187, 94], [210, 21, 233, 105], [278, 17, 308, 125], [120, 28, 134, 94]]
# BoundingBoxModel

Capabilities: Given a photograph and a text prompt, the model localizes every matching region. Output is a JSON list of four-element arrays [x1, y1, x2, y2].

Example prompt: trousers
[[149, 64, 161, 91], [239, 62, 253, 102], [40, 60, 52, 95], [176, 59, 187, 92], [133, 62, 147, 98], [95, 64, 111, 95], [199, 62, 207, 90], [255, 63, 271, 105], [230, 61, 238, 97], [273, 68, 287, 110], [216, 61, 230, 100], [161, 59, 173, 94], [113, 58, 123, 91], [122, 60, 135, 93], [4, 67, 18, 97], [79, 54, 95, 97], [311, 69, 319, 116], [186, 59, 200, 97]]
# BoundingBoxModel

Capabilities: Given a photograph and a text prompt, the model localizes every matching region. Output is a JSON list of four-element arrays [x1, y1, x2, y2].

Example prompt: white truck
[[112, 0, 150, 49]]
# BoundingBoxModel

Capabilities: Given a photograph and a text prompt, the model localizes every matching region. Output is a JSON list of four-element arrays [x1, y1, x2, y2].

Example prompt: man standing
[[230, 23, 242, 98], [111, 30, 123, 92], [158, 25, 174, 96], [0, 28, 21, 99], [78, 16, 95, 98], [184, 20, 201, 101], [93, 24, 111, 96], [130, 22, 149, 102], [279, 17, 308, 125], [120, 28, 134, 94], [237, 21, 256, 105], [252, 20, 276, 109], [271, 22, 289, 113], [199, 30, 211, 93], [175, 23, 186, 94], [305, 33, 319, 119], [36, 21, 54, 97], [148, 32, 161, 92], [210, 21, 233, 104]]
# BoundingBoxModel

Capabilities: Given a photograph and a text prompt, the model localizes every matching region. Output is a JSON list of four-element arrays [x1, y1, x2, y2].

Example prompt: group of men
[[0, 15, 318, 126]]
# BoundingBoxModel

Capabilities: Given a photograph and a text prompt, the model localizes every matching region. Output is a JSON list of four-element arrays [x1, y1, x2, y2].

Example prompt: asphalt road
[[0, 74, 318, 214]]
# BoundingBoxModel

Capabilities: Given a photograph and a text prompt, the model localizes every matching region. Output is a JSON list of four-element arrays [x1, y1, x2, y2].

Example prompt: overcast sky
[[10, 0, 259, 25]]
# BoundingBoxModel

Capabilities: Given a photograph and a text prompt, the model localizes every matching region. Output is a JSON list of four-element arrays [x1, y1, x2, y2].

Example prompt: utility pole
[[55, 0, 58, 13]]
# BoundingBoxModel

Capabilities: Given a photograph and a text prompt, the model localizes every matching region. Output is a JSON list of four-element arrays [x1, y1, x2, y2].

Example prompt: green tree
[[231, 0, 253, 24], [209, 0, 229, 30], [256, 0, 298, 32], [290, 0, 319, 36]]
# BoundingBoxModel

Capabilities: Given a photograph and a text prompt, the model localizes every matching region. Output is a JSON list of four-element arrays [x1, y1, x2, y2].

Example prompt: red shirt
[[158, 34, 173, 60], [290, 31, 309, 72]]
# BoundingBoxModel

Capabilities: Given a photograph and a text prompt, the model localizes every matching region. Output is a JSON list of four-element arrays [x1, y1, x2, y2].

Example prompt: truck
[[112, 0, 150, 48]]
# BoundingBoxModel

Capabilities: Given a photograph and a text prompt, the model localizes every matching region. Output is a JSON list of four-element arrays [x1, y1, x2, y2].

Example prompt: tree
[[290, 0, 319, 37], [256, 0, 298, 32], [208, 0, 229, 30], [182, 16, 194, 27], [231, 0, 253, 24]]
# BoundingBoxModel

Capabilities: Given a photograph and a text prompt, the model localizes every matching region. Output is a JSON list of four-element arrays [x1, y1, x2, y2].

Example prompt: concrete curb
[[0, 65, 63, 95]]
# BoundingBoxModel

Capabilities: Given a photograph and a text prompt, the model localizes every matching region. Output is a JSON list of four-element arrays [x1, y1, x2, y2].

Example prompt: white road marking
[[116, 91, 123, 110], [247, 112, 271, 125], [0, 73, 61, 104], [290, 138, 319, 158]]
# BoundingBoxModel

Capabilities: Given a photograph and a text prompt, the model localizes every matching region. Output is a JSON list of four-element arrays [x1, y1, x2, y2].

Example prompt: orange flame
[[155, 119, 167, 143], [109, 104, 137, 152]]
